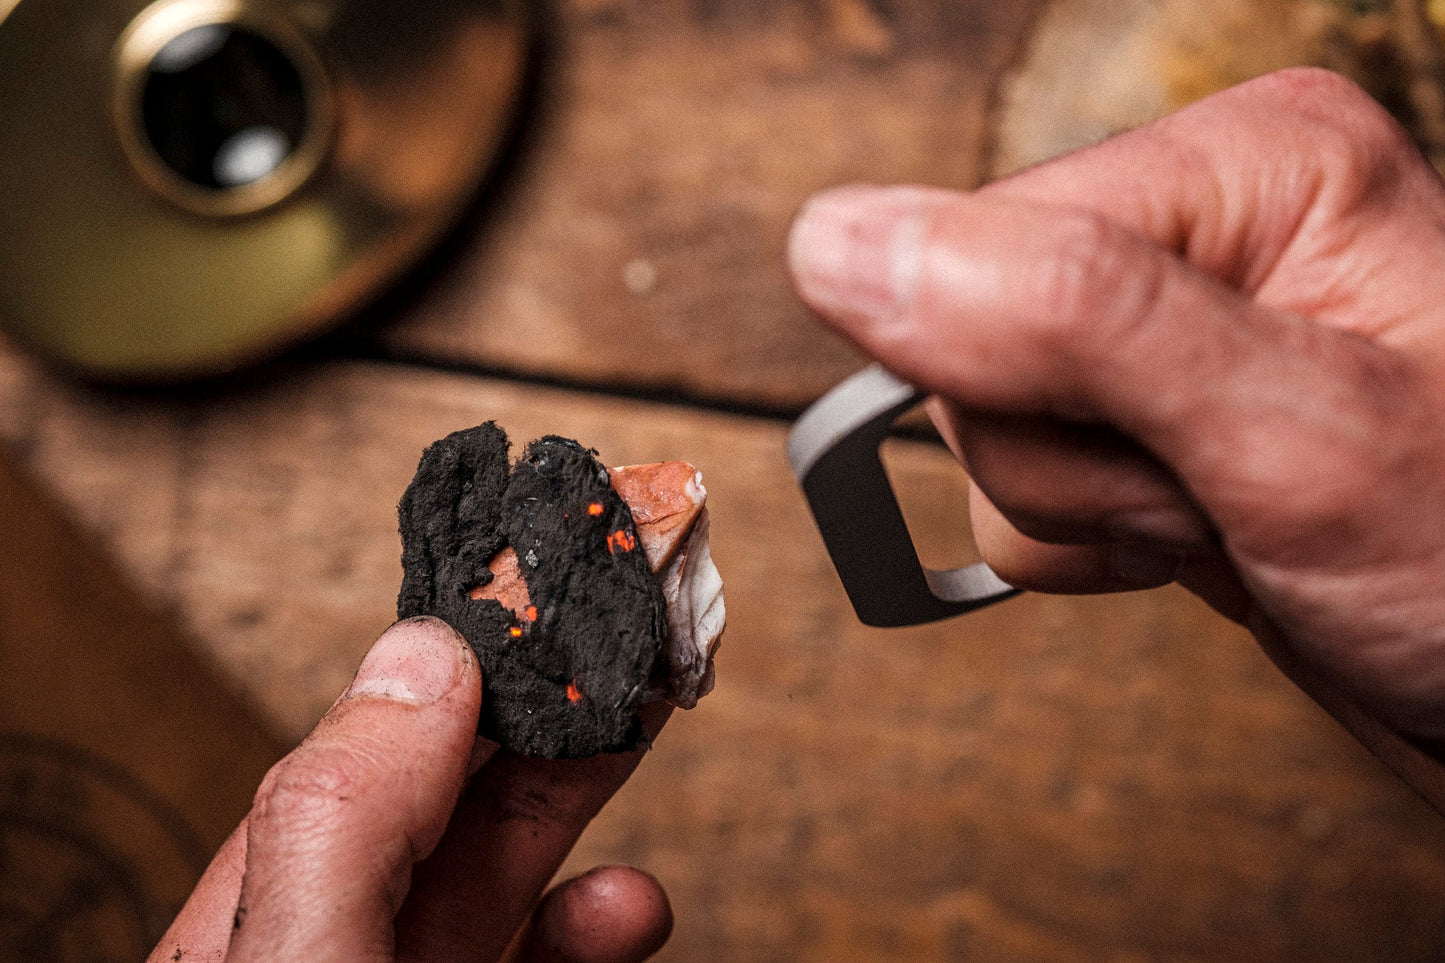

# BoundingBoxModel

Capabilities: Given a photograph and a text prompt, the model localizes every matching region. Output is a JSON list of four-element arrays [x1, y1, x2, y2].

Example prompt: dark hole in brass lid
[[141, 25, 307, 190]]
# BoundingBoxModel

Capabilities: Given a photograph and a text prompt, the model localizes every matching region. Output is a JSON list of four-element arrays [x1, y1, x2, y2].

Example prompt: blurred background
[[3, 0, 1445, 959]]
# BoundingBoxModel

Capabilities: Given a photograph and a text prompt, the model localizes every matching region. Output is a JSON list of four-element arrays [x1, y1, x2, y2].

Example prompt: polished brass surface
[[111, 0, 335, 218], [0, 0, 529, 380]]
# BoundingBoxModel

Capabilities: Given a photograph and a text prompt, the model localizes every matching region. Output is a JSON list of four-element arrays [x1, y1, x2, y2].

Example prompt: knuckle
[[1227, 333, 1426, 545], [1318, 125, 1413, 207], [1033, 212, 1114, 323], [1235, 68, 1415, 194], [1306, 337, 1420, 478], [251, 742, 375, 831], [1029, 212, 1165, 363], [1343, 338, 1419, 426], [1241, 67, 1374, 113]]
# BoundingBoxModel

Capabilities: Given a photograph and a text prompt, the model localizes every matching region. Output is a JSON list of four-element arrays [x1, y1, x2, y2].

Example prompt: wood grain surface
[[3, 0, 1445, 959], [365, 0, 1046, 409], [0, 460, 282, 957], [3, 345, 1445, 961]]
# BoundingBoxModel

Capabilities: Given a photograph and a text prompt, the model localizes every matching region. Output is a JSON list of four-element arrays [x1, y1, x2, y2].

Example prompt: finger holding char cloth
[[397, 423, 721, 759]]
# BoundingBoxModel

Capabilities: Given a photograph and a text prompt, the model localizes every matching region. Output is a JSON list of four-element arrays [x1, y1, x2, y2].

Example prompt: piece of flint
[[608, 461, 724, 708], [397, 424, 666, 759]]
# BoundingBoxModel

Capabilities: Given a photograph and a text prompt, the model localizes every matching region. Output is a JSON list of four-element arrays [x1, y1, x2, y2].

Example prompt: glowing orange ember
[[587, 502, 604, 516], [509, 625, 523, 638], [566, 680, 583, 703], [607, 529, 637, 554], [524, 605, 538, 622]]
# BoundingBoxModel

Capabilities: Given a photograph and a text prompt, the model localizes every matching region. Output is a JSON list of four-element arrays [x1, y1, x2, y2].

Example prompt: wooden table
[[3, 2, 1444, 959]]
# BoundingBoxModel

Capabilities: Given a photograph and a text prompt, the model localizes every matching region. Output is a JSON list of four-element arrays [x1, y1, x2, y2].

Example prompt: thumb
[[785, 185, 1419, 560], [228, 616, 481, 963]]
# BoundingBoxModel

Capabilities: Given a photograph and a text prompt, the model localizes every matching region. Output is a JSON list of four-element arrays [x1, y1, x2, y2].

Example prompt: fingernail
[[344, 616, 469, 705], [787, 185, 930, 330], [1109, 545, 1185, 586]]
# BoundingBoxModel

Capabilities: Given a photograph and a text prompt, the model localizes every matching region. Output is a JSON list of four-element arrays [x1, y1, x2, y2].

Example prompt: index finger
[[395, 702, 672, 962]]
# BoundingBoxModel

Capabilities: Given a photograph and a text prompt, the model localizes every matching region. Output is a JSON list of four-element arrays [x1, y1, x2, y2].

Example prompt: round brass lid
[[0, 0, 529, 380], [111, 0, 336, 219]]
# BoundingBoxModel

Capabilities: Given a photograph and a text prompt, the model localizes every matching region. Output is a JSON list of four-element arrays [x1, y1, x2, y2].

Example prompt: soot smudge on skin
[[397, 423, 666, 758]]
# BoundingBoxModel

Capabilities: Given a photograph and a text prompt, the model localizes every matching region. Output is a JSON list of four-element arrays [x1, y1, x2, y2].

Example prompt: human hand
[[149, 616, 673, 962], [787, 68, 1445, 805]]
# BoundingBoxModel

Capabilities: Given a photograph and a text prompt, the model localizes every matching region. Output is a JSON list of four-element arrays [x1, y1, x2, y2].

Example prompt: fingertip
[[787, 184, 957, 338], [389, 614, 474, 670], [787, 184, 886, 322], [517, 866, 673, 963], [787, 183, 884, 266], [343, 615, 477, 706]]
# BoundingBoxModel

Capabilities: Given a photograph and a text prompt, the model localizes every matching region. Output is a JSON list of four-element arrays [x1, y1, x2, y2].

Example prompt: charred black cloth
[[398, 424, 666, 758]]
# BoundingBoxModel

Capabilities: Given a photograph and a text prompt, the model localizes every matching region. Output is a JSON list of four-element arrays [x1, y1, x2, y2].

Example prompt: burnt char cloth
[[397, 424, 666, 758]]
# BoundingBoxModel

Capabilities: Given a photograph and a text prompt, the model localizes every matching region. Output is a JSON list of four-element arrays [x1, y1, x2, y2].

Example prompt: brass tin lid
[[0, 0, 529, 380]]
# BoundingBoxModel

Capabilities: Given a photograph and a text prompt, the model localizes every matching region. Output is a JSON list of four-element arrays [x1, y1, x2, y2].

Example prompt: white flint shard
[[608, 462, 725, 709], [658, 507, 724, 707]]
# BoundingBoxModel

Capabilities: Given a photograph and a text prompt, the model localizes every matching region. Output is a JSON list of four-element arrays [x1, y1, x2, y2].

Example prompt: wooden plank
[[3, 348, 1443, 961], [0, 460, 283, 957], [369, 0, 1046, 409]]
